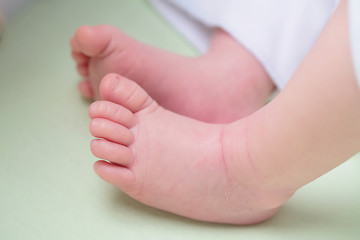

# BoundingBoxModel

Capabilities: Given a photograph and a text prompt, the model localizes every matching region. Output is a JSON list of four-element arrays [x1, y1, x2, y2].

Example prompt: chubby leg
[[235, 0, 360, 192], [89, 73, 286, 225], [71, 25, 274, 123]]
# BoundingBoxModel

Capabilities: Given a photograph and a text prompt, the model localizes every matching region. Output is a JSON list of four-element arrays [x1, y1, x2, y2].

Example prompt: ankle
[[222, 118, 294, 211], [208, 28, 276, 102]]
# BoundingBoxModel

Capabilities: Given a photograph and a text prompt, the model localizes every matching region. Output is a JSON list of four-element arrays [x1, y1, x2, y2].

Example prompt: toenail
[[106, 74, 119, 88], [111, 74, 119, 83]]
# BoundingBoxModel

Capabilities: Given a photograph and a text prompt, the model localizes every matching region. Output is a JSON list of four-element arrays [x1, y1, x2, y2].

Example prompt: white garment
[[349, 0, 360, 88], [150, 0, 338, 89]]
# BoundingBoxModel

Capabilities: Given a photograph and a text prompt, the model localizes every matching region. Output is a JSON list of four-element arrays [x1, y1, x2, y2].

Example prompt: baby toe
[[76, 62, 89, 76], [99, 73, 155, 113], [94, 160, 135, 193], [91, 139, 134, 166], [89, 101, 136, 128], [71, 50, 89, 65], [90, 118, 134, 146], [78, 80, 94, 99], [74, 25, 114, 57]]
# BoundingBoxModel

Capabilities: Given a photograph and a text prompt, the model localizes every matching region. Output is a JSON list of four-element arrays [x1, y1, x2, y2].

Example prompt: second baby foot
[[88, 73, 289, 225], [72, 25, 274, 123]]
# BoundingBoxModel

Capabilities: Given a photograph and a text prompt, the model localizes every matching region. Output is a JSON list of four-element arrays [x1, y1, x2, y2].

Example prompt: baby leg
[[71, 25, 274, 123]]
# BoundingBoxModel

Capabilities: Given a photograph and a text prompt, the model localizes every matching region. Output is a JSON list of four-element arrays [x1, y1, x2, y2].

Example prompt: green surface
[[0, 0, 359, 239]]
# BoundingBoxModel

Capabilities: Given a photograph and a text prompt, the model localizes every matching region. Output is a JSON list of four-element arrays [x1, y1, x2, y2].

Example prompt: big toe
[[73, 24, 115, 57], [99, 73, 156, 113]]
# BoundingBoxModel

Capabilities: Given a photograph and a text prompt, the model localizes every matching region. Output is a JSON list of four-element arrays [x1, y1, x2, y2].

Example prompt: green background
[[0, 0, 359, 239]]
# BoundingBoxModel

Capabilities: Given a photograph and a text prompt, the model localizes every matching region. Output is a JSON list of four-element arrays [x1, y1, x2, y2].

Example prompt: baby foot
[[88, 73, 287, 224], [72, 25, 274, 123]]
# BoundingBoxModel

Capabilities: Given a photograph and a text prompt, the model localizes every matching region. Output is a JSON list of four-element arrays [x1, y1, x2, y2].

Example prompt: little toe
[[78, 80, 94, 99], [99, 73, 156, 113], [74, 25, 115, 57], [76, 63, 89, 76], [94, 160, 135, 193], [91, 139, 134, 166], [71, 50, 89, 65], [89, 101, 136, 128], [90, 118, 134, 145]]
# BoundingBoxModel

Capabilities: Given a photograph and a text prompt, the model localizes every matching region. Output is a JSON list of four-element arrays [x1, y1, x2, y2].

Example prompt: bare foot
[[88, 73, 289, 225], [71, 25, 274, 123]]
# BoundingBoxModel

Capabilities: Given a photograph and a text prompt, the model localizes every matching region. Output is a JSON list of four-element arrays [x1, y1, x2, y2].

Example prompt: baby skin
[[71, 25, 274, 123], [83, 1, 360, 225], [89, 73, 291, 224]]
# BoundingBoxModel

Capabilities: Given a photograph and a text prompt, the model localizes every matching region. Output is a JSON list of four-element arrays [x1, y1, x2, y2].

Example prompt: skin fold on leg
[[228, 0, 360, 192]]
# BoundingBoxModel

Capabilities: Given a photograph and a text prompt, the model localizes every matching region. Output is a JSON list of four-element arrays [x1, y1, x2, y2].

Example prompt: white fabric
[[150, 0, 338, 89], [349, 0, 360, 88]]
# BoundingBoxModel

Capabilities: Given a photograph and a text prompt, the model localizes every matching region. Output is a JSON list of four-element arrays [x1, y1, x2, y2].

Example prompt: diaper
[[150, 0, 338, 89], [349, 0, 360, 89]]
